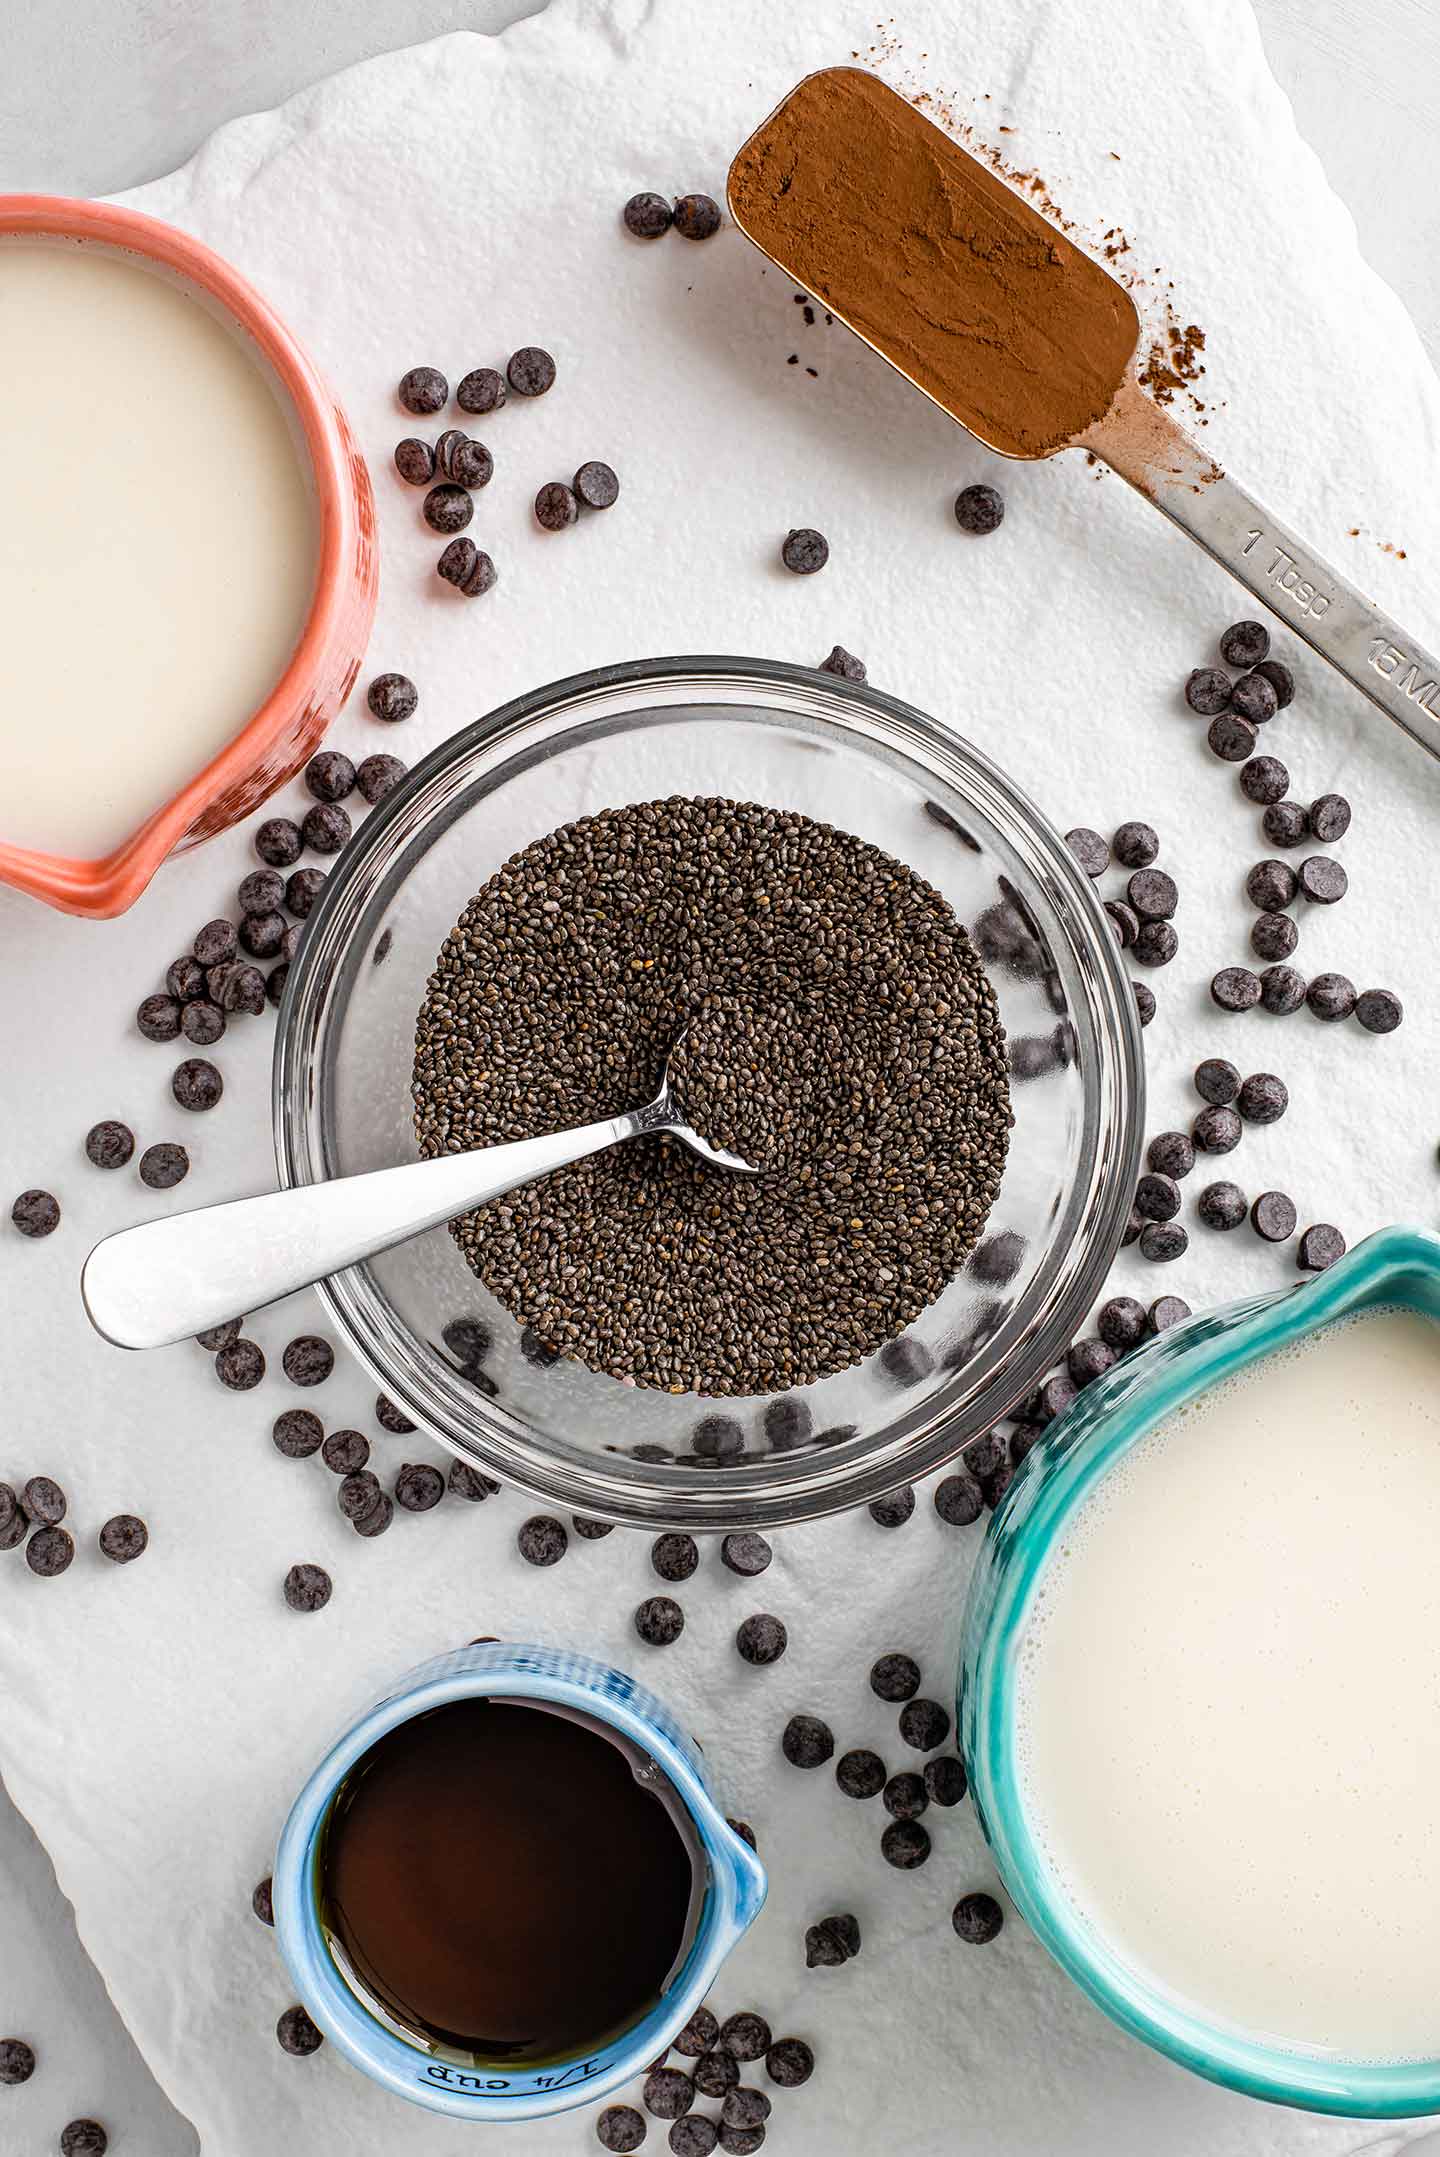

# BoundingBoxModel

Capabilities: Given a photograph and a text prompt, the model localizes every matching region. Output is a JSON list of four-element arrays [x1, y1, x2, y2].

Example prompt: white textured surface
[[2, 2, 1440, 2153]]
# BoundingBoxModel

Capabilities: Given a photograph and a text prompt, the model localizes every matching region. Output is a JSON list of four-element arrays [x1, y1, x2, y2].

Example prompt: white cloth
[[3, 2, 1440, 2151]]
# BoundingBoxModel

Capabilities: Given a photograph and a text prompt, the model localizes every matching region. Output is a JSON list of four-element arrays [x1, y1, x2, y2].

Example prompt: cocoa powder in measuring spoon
[[728, 66, 1138, 458]]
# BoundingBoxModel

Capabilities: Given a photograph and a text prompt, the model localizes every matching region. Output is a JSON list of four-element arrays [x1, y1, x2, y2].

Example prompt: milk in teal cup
[[273, 1640, 766, 2121]]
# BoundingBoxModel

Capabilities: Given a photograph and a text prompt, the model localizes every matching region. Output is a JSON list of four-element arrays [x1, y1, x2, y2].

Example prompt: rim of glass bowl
[[274, 656, 1146, 1529]]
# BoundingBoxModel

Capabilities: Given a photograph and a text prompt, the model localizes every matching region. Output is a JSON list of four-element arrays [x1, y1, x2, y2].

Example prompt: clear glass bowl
[[274, 657, 1144, 1528]]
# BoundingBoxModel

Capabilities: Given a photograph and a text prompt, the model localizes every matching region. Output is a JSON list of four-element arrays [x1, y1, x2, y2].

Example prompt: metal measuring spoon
[[81, 1048, 756, 1351]]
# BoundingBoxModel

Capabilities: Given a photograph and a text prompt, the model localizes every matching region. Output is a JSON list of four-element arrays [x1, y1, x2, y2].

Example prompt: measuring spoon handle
[[80, 1112, 637, 1351], [1087, 376, 1440, 762]]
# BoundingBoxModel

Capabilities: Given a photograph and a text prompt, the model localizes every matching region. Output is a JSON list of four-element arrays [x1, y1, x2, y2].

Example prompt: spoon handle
[[1086, 375, 1440, 762], [81, 1113, 635, 1351]]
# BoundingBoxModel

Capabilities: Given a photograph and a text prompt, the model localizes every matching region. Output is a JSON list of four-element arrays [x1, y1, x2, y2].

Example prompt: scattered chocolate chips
[[598, 2106, 648, 2153], [1097, 1295, 1147, 1350], [1210, 967, 1261, 1013], [1104, 900, 1139, 948], [721, 1531, 773, 1576], [255, 817, 303, 867], [898, 1697, 950, 1751], [450, 1462, 498, 1502], [835, 1748, 887, 1799], [1149, 1296, 1191, 1333], [181, 1000, 226, 1046], [1219, 620, 1270, 670], [1207, 712, 1257, 762], [356, 753, 407, 805], [623, 190, 674, 239], [1356, 988, 1403, 1034], [423, 481, 473, 535], [670, 2122, 717, 2157], [574, 460, 620, 510], [507, 346, 557, 397], [880, 1818, 930, 1869], [1240, 755, 1289, 805], [1309, 792, 1352, 843], [1245, 859, 1297, 912], [1261, 800, 1309, 849], [1134, 1172, 1181, 1222], [954, 483, 1004, 534], [215, 1338, 265, 1390], [1111, 819, 1159, 868], [281, 1335, 333, 1387], [1251, 911, 1298, 962], [1253, 657, 1295, 708], [338, 1470, 383, 1523], [438, 433, 493, 491], [390, 1462, 442, 1513], [516, 1513, 567, 1564], [1261, 964, 1307, 1015], [1064, 827, 1108, 878], [1185, 667, 1231, 716], [12, 1189, 60, 1237], [720, 2089, 770, 2135], [883, 1770, 928, 1820], [1139, 1221, 1187, 1263], [304, 750, 356, 805], [652, 1531, 700, 1582], [194, 918, 238, 968], [26, 1526, 75, 1577], [819, 645, 866, 681], [301, 803, 351, 855], [765, 2037, 814, 2088], [398, 366, 448, 415], [673, 2007, 719, 2059], [1251, 1190, 1297, 1242], [1198, 1180, 1246, 1231], [367, 672, 418, 724], [1133, 920, 1177, 967], [1127, 868, 1177, 921], [211, 960, 266, 1014], [1193, 1103, 1242, 1154], [353, 1492, 395, 1539], [951, 1891, 1004, 1945], [534, 481, 579, 531], [634, 1595, 685, 1647], [438, 537, 498, 595], [321, 1428, 368, 1476], [59, 2123, 109, 2157], [924, 1754, 967, 1807], [275, 2003, 325, 2055], [1298, 1223, 1346, 1271], [1238, 1071, 1288, 1124], [643, 2068, 696, 2120], [1147, 1131, 1195, 1180], [196, 1319, 241, 1350], [375, 1393, 415, 1434], [868, 1486, 916, 1529], [98, 1513, 148, 1563], [394, 437, 436, 485], [1307, 971, 1356, 1023], [284, 867, 326, 918], [781, 1712, 833, 1768], [23, 1475, 66, 1525], [805, 1912, 861, 1967], [172, 1057, 223, 1111], [0, 2038, 36, 2085], [1298, 855, 1348, 906], [719, 2013, 772, 2063], [1068, 1336, 1116, 1386], [282, 1563, 332, 1613], [1230, 672, 1278, 725], [137, 993, 182, 1042], [272, 1409, 324, 1460], [780, 526, 829, 574], [870, 1651, 921, 1702], [672, 193, 722, 240], [457, 367, 507, 415]]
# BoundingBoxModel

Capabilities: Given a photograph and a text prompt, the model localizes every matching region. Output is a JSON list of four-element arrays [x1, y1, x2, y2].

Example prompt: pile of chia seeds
[[411, 796, 1012, 1396]]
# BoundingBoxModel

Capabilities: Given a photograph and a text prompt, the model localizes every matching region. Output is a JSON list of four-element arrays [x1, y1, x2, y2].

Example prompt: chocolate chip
[[319, 1430, 367, 1478], [301, 803, 350, 855], [1102, 823, 1155, 876], [720, 2090, 770, 2136], [1262, 801, 1309, 849], [1253, 657, 1295, 708], [59, 2123, 109, 2156], [819, 644, 866, 681], [1127, 868, 1177, 922], [1149, 1295, 1191, 1333], [532, 480, 579, 532], [1025, 1371, 1078, 1425], [781, 526, 829, 573], [1067, 1337, 1116, 1388], [0, 2039, 35, 2085], [214, 1335, 264, 1389], [1098, 1295, 1147, 1349], [99, 1508, 150, 1561], [649, 1532, 698, 1583], [1251, 911, 1298, 962], [438, 434, 493, 491], [196, 1319, 241, 1350], [447, 1461, 496, 1503], [951, 1891, 1004, 1944], [210, 960, 266, 1014], [720, 2013, 772, 2063], [137, 993, 182, 1042], [898, 1697, 950, 1751], [598, 2107, 648, 2154], [284, 867, 326, 918], [1133, 920, 1177, 967], [573, 460, 620, 510], [394, 437, 435, 485], [1193, 1103, 1242, 1154], [627, 1595, 683, 1648], [1133, 981, 1156, 1026], [276, 2003, 325, 2054], [1210, 967, 1260, 1013], [1147, 1131, 1195, 1181], [422, 481, 472, 535], [507, 346, 557, 397], [457, 366, 507, 414], [727, 1610, 784, 1669], [84, 1119, 134, 1172], [1139, 1220, 1187, 1262], [623, 191, 673, 238], [1104, 900, 1139, 948], [136, 1147, 188, 1199], [1185, 667, 1232, 715], [255, 817, 303, 867], [375, 1393, 415, 1434], [643, 2068, 695, 2121], [194, 918, 237, 967], [1238, 1071, 1287, 1124], [272, 1409, 323, 1459], [924, 1756, 967, 1809], [435, 536, 497, 595], [1356, 988, 1403, 1034], [1245, 859, 1297, 912], [398, 366, 447, 415], [166, 955, 208, 1001], [1307, 971, 1356, 1022], [868, 1487, 917, 1534], [882, 1768, 929, 1820], [718, 2124, 765, 2155], [1134, 1172, 1181, 1222], [390, 1462, 442, 1513], [1251, 1190, 1297, 1242], [1230, 672, 1278, 725], [1240, 754, 1289, 805], [870, 1651, 921, 1701], [353, 1491, 395, 1539], [933, 1471, 983, 1525], [335, 1469, 381, 1524], [367, 672, 418, 724], [1298, 1223, 1346, 1272], [1207, 711, 1257, 762], [26, 1525, 74, 1576], [765, 2037, 814, 2088], [1309, 792, 1351, 843], [670, 2118, 718, 2157], [23, 1475, 66, 1525], [282, 1335, 333, 1387], [303, 751, 356, 805], [779, 1712, 832, 1771], [954, 483, 1004, 534], [722, 1531, 773, 1576], [1065, 827, 1108, 877], [881, 1818, 931, 1868], [1261, 964, 1307, 1015], [672, 194, 722, 240], [283, 1563, 331, 1614], [805, 1913, 860, 1966], [514, 1513, 565, 1565], [1198, 1180, 1246, 1230], [835, 1747, 887, 1800], [1219, 620, 1270, 669], [1298, 854, 1347, 905], [352, 755, 406, 812]]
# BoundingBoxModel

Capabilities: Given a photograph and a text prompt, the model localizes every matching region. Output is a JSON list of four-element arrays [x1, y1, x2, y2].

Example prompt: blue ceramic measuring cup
[[273, 1640, 767, 2121]]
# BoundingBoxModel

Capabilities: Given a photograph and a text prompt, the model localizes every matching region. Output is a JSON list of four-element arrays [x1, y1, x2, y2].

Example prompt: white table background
[[2, 4, 1438, 2151]]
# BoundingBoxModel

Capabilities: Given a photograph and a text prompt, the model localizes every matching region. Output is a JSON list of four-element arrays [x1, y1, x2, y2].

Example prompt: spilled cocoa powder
[[728, 66, 1139, 459]]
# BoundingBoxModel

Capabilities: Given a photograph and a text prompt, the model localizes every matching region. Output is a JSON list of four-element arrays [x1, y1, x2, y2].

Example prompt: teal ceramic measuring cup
[[961, 1227, 1440, 2118], [273, 1640, 766, 2121]]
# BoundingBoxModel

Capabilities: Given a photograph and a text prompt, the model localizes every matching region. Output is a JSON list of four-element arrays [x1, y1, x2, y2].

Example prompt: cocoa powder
[[729, 67, 1139, 459]]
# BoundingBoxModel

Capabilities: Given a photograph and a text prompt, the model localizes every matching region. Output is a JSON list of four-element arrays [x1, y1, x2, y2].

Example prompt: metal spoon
[[81, 1051, 756, 1352]]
